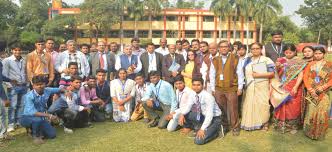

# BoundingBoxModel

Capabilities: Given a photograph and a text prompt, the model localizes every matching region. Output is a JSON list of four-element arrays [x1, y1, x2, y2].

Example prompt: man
[[110, 42, 122, 57], [44, 38, 61, 87], [131, 38, 146, 57], [162, 44, 185, 84], [115, 45, 142, 80], [232, 41, 242, 55], [263, 31, 285, 62], [90, 41, 116, 80], [20, 75, 65, 144], [178, 77, 222, 145], [191, 39, 200, 53], [142, 71, 176, 129], [80, 44, 91, 66], [201, 42, 219, 93], [2, 46, 28, 132], [193, 41, 210, 78], [131, 73, 149, 122], [155, 38, 169, 56], [0, 50, 14, 145], [26, 39, 54, 86], [178, 39, 190, 61], [175, 40, 182, 53], [58, 43, 67, 52], [95, 69, 112, 121], [211, 40, 244, 136], [166, 75, 195, 132], [55, 40, 90, 79], [140, 43, 163, 81], [59, 62, 79, 88], [90, 43, 98, 53]]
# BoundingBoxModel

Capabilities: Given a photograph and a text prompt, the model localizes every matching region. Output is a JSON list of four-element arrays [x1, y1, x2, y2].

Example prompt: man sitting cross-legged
[[19, 75, 66, 144], [130, 73, 150, 123], [178, 77, 222, 145]]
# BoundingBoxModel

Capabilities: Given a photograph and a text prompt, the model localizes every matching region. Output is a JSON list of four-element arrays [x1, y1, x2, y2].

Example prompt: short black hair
[[233, 41, 242, 46], [176, 40, 182, 44], [182, 39, 190, 45], [146, 42, 155, 47], [200, 41, 208, 46], [45, 37, 55, 43], [35, 38, 45, 44], [192, 77, 204, 85], [283, 43, 297, 53], [135, 73, 144, 78], [191, 39, 200, 44], [131, 37, 140, 43], [218, 40, 229, 46], [173, 75, 184, 83], [118, 68, 127, 73], [314, 46, 326, 54], [68, 62, 78, 68], [87, 76, 96, 80], [71, 75, 83, 82], [80, 43, 90, 49], [32, 75, 46, 84], [96, 69, 107, 74], [149, 71, 161, 77], [271, 30, 283, 36], [238, 44, 247, 51]]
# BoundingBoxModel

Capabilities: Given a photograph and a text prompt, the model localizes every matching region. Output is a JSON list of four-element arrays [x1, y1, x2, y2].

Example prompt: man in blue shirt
[[142, 71, 176, 129], [20, 75, 66, 144]]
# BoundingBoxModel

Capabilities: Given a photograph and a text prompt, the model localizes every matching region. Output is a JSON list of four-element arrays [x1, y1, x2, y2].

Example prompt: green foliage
[[19, 31, 41, 50], [176, 0, 204, 9], [41, 15, 77, 42]]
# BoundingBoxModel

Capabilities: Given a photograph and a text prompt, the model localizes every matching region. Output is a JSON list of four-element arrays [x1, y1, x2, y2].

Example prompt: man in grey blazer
[[90, 41, 116, 80], [140, 43, 163, 81], [162, 44, 185, 85]]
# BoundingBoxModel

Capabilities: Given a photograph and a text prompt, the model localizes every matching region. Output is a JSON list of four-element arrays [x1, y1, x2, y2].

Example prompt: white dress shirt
[[148, 52, 157, 72], [115, 54, 142, 73], [176, 49, 187, 62], [181, 90, 221, 131], [55, 50, 90, 78], [155, 47, 169, 56]]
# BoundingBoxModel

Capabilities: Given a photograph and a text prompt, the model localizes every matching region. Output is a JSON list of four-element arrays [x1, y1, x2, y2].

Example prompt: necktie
[[100, 53, 104, 69], [195, 95, 201, 121]]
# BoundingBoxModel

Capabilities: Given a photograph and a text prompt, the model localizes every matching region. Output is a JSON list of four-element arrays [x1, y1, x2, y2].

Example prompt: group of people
[[0, 30, 331, 146]]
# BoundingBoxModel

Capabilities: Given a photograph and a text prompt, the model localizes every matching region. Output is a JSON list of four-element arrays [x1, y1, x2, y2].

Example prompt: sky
[[13, 0, 305, 26]]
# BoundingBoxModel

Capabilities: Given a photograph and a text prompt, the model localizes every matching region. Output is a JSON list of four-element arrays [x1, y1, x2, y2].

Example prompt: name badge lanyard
[[271, 43, 283, 58], [282, 63, 287, 83], [154, 81, 162, 107], [118, 79, 127, 99], [220, 55, 228, 80], [177, 91, 184, 109], [195, 95, 201, 121], [315, 64, 320, 83]]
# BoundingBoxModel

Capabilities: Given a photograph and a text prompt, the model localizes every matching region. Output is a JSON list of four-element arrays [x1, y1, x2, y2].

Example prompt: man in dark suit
[[140, 43, 163, 81], [263, 30, 285, 62], [90, 41, 116, 81], [193, 41, 210, 78], [162, 44, 185, 84]]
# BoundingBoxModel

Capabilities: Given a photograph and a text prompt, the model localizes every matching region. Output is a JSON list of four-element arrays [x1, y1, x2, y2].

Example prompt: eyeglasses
[[251, 48, 261, 50], [220, 46, 229, 48]]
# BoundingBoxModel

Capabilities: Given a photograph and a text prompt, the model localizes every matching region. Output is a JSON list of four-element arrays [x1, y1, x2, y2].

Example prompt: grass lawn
[[0, 120, 331, 152]]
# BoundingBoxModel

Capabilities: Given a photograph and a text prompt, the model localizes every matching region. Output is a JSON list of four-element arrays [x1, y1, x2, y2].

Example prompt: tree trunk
[[246, 20, 249, 52], [233, 8, 237, 42], [219, 16, 222, 41], [148, 12, 152, 39], [89, 22, 93, 44], [120, 13, 124, 52], [134, 19, 138, 38], [259, 23, 263, 43], [95, 26, 99, 43]]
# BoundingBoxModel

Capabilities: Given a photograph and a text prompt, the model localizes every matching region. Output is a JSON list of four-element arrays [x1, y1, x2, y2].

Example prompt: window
[[166, 16, 177, 21], [110, 31, 119, 38], [185, 31, 196, 38], [216, 30, 228, 38], [230, 31, 241, 38], [203, 16, 214, 22], [137, 30, 149, 38], [141, 16, 149, 21], [244, 31, 254, 39], [232, 16, 239, 21], [185, 16, 189, 21], [123, 30, 135, 38], [152, 31, 162, 38], [248, 17, 253, 21], [153, 16, 163, 21], [203, 31, 213, 38], [166, 30, 178, 38]]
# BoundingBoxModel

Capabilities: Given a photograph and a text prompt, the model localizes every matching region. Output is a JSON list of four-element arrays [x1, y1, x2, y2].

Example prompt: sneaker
[[64, 127, 74, 134], [232, 128, 240, 136], [147, 119, 159, 128], [33, 137, 45, 145], [7, 124, 15, 132]]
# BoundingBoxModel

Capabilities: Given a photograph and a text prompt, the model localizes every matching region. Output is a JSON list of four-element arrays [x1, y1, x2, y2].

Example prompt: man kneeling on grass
[[20, 75, 67, 144], [178, 77, 222, 145]]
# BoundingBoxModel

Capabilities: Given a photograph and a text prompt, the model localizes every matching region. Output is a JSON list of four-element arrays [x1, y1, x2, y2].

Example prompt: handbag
[[269, 72, 292, 110]]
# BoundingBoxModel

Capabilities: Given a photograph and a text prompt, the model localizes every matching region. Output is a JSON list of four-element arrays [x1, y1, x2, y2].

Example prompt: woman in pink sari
[[273, 44, 307, 134]]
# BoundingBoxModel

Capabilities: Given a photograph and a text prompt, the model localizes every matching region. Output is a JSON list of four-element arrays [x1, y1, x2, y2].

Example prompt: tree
[[176, 0, 204, 9], [238, 0, 256, 46], [210, 0, 233, 41], [0, 0, 19, 49], [42, 15, 77, 42], [144, 0, 162, 39], [127, 0, 145, 38], [254, 0, 282, 43], [297, 0, 332, 50]]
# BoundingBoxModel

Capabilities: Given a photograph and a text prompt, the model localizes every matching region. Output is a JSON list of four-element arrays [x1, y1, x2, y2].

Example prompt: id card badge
[[220, 74, 224, 81], [196, 113, 201, 121], [120, 94, 127, 100], [315, 76, 320, 84]]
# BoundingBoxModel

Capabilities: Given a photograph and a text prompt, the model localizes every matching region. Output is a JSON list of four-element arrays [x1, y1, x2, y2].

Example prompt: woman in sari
[[273, 44, 307, 134], [111, 68, 136, 122], [302, 46, 314, 62], [303, 47, 332, 140], [241, 42, 275, 131], [181, 49, 196, 88]]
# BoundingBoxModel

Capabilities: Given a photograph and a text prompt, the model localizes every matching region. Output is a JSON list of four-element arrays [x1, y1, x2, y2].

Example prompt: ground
[[0, 120, 331, 152]]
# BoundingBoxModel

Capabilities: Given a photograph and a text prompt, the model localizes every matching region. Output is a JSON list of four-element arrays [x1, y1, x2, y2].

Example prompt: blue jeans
[[0, 99, 7, 138], [19, 116, 56, 139], [48, 98, 68, 114], [184, 111, 221, 145], [8, 86, 27, 125]]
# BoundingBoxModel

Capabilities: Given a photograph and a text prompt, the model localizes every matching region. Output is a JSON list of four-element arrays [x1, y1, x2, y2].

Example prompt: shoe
[[143, 118, 150, 123], [187, 131, 196, 138], [105, 113, 111, 119], [33, 137, 45, 145], [64, 127, 74, 134], [0, 134, 15, 142], [290, 130, 297, 135], [232, 129, 240, 136], [148, 119, 159, 128], [7, 124, 15, 132]]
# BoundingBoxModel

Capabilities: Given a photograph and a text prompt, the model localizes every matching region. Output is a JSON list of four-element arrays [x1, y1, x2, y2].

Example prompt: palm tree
[[254, 0, 282, 43], [238, 0, 256, 47], [127, 0, 145, 38], [144, 0, 162, 39], [210, 0, 233, 41]]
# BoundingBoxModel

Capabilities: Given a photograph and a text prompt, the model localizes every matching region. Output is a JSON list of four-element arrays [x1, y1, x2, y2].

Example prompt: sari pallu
[[303, 60, 332, 140], [273, 58, 307, 133]]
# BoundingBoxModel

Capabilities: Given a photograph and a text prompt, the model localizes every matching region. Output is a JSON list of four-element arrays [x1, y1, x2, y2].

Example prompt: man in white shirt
[[166, 75, 195, 132], [131, 38, 146, 57], [155, 38, 169, 56], [115, 45, 142, 80], [178, 77, 222, 145], [200, 42, 219, 94]]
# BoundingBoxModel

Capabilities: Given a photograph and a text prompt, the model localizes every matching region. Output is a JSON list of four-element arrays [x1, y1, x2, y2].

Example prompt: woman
[[302, 46, 315, 62], [181, 49, 196, 88], [241, 42, 275, 131], [273, 44, 307, 134], [111, 68, 136, 122], [303, 47, 332, 140]]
